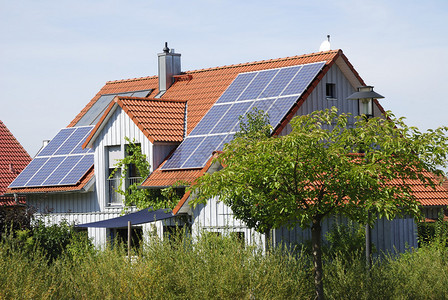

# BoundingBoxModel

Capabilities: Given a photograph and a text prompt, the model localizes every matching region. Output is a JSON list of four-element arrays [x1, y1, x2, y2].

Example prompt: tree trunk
[[311, 216, 324, 300]]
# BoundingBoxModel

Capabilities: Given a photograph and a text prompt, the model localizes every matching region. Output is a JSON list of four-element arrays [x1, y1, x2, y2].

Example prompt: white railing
[[107, 177, 142, 205]]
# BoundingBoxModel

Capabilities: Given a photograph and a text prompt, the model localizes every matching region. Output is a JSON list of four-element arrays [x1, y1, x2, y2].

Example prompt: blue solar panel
[[211, 101, 254, 134], [162, 136, 205, 169], [182, 135, 226, 169], [238, 69, 278, 101], [38, 128, 76, 156], [161, 62, 325, 170], [281, 62, 325, 96], [42, 156, 83, 186], [268, 96, 298, 127], [260, 66, 301, 98], [217, 134, 235, 151], [59, 155, 94, 185], [71, 127, 95, 155], [189, 105, 231, 136], [9, 158, 49, 188], [25, 157, 66, 187], [216, 73, 257, 104], [54, 126, 93, 156]]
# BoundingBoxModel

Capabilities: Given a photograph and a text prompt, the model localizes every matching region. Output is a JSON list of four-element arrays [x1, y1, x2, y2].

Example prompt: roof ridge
[[185, 49, 341, 75], [106, 75, 158, 84], [104, 50, 340, 85], [117, 96, 187, 103]]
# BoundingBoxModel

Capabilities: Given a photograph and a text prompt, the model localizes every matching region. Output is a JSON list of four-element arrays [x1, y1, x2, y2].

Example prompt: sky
[[1, 0, 447, 157]]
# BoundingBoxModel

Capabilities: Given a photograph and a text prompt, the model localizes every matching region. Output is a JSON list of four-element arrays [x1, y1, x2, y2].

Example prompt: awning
[[77, 208, 174, 228]]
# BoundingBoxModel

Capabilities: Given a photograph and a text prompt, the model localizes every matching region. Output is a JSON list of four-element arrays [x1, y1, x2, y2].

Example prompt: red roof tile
[[0, 120, 32, 196]]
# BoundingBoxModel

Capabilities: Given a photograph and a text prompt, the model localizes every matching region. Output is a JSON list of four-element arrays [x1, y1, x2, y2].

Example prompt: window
[[326, 83, 336, 99], [107, 146, 123, 206]]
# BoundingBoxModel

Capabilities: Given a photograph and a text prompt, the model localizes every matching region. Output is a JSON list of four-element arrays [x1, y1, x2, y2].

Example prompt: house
[[0, 120, 32, 229], [7, 44, 448, 250]]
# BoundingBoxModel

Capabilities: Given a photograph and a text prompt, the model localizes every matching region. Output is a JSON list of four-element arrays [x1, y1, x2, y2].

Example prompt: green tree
[[110, 137, 184, 210], [190, 107, 448, 299]]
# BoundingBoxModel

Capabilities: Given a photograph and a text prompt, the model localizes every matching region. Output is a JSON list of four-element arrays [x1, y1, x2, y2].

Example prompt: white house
[[7, 44, 448, 250]]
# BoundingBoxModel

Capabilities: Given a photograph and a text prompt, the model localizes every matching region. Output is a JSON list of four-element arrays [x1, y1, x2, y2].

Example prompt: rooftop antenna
[[319, 35, 331, 52]]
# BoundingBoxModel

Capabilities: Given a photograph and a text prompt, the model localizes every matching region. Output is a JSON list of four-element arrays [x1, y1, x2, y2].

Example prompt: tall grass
[[0, 232, 447, 299]]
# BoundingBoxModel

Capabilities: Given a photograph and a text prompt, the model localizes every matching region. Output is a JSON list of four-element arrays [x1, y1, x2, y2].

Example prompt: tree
[[190, 107, 448, 300], [110, 137, 184, 210]]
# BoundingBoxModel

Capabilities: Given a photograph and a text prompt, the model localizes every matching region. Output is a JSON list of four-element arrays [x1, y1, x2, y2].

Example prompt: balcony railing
[[107, 177, 142, 206]]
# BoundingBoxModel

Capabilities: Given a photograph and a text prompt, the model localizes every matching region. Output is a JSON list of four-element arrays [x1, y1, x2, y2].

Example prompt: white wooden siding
[[280, 63, 358, 136], [93, 107, 153, 211], [191, 196, 264, 247]]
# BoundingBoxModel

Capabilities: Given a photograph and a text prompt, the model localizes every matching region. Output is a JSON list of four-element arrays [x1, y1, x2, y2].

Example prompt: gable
[[0, 120, 31, 195]]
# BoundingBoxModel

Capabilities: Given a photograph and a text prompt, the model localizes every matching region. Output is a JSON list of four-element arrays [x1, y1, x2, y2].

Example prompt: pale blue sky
[[1, 0, 447, 156]]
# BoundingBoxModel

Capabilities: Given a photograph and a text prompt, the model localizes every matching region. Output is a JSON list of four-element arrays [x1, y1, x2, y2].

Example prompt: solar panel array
[[9, 126, 95, 188], [75, 89, 152, 126], [162, 62, 325, 170]]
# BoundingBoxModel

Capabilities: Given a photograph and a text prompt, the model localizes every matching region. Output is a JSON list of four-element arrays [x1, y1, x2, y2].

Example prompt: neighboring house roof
[[83, 96, 187, 148], [6, 167, 94, 194], [388, 171, 448, 207], [0, 120, 31, 200]]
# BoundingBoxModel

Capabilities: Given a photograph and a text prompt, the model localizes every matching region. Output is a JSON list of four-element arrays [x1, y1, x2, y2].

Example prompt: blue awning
[[77, 208, 174, 228]]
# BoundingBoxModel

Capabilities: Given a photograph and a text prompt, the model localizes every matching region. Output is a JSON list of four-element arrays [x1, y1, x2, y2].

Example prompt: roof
[[141, 50, 349, 187], [388, 171, 448, 207], [84, 96, 187, 148], [6, 167, 94, 194], [0, 120, 32, 197]]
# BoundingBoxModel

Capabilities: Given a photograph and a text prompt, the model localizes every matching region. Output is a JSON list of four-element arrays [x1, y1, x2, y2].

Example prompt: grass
[[0, 232, 447, 299]]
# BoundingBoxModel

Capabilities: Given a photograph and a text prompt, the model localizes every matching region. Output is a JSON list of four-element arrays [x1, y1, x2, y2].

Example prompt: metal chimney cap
[[163, 42, 170, 53], [347, 86, 384, 100]]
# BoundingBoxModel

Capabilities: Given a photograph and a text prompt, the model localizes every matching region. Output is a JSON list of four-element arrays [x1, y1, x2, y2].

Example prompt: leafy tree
[[110, 137, 185, 210], [190, 107, 448, 299]]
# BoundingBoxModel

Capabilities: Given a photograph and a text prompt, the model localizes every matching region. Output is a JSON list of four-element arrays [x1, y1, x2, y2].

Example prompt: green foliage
[[234, 107, 272, 140], [32, 220, 77, 262], [191, 107, 448, 231], [189, 107, 448, 299], [0, 206, 33, 235], [1, 232, 448, 299], [418, 210, 448, 246], [324, 220, 367, 260], [109, 137, 185, 210]]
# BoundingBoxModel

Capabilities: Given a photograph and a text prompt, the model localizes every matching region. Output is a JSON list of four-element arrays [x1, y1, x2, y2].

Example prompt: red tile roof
[[0, 120, 32, 196], [84, 96, 186, 147], [140, 50, 346, 187], [6, 167, 94, 194], [387, 171, 448, 207]]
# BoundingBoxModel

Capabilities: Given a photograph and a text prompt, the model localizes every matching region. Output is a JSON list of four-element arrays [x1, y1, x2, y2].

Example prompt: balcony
[[107, 177, 142, 206]]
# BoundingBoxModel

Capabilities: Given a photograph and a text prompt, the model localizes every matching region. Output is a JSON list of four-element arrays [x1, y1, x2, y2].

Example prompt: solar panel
[[59, 155, 94, 185], [211, 101, 254, 134], [281, 62, 325, 96], [260, 66, 301, 98], [38, 128, 76, 156], [182, 135, 226, 169], [216, 73, 257, 104], [9, 126, 95, 188], [42, 155, 83, 186], [238, 69, 278, 101], [25, 157, 66, 187], [161, 62, 325, 170], [189, 105, 231, 136], [9, 158, 49, 188], [162, 136, 206, 170]]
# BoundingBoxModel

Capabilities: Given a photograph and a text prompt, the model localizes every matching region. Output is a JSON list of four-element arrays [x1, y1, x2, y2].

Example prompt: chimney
[[157, 42, 181, 96]]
